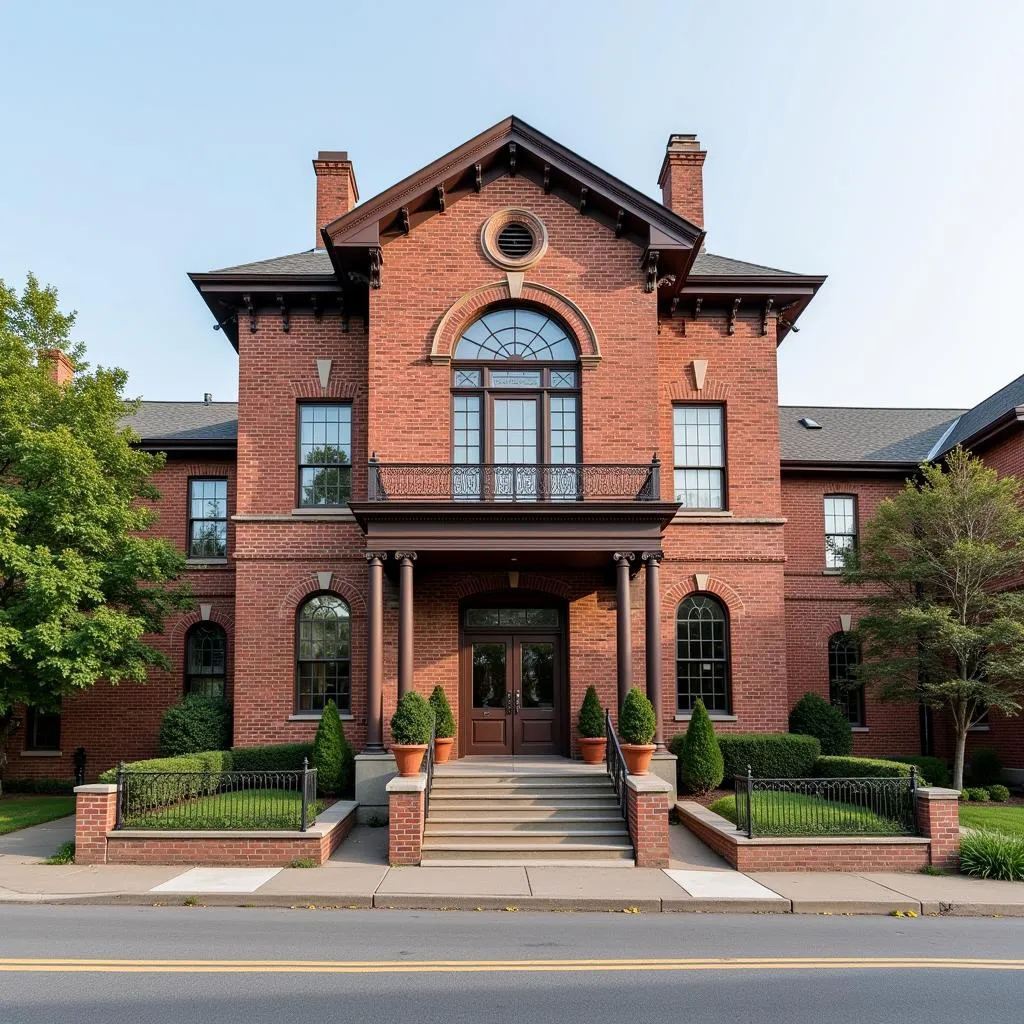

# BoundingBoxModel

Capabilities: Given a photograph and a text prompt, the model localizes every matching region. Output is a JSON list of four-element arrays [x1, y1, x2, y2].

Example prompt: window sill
[[969, 725, 991, 732], [290, 506, 354, 517], [21, 750, 62, 758], [288, 713, 355, 722], [675, 713, 737, 723], [822, 568, 843, 576], [851, 726, 869, 733], [186, 558, 228, 566]]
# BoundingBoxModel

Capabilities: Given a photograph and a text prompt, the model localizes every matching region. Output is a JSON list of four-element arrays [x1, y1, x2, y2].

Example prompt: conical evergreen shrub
[[312, 699, 346, 796], [680, 699, 725, 795], [577, 685, 605, 739], [428, 685, 456, 739]]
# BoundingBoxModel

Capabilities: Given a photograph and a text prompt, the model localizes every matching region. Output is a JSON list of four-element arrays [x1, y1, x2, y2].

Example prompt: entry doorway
[[460, 603, 566, 756]]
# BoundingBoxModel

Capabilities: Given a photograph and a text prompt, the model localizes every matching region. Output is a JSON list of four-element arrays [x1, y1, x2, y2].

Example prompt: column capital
[[613, 551, 635, 564], [364, 551, 388, 563], [642, 550, 664, 563], [395, 551, 418, 563]]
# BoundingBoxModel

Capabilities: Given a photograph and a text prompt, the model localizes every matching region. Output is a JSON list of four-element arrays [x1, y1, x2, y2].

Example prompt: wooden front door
[[462, 615, 564, 756]]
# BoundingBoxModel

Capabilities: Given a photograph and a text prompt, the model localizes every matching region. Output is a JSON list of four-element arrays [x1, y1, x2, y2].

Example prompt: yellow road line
[[0, 957, 1022, 974]]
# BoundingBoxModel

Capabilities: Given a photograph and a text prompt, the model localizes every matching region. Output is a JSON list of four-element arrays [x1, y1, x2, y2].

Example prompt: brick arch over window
[[276, 574, 367, 617], [169, 606, 235, 645], [668, 380, 731, 403], [664, 576, 746, 618], [429, 281, 601, 369], [450, 572, 574, 602]]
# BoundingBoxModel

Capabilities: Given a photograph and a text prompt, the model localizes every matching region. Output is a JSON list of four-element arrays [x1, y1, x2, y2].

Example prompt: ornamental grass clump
[[680, 700, 724, 796], [428, 686, 456, 739], [618, 687, 656, 746], [959, 830, 1024, 882], [390, 692, 435, 745], [577, 685, 605, 739]]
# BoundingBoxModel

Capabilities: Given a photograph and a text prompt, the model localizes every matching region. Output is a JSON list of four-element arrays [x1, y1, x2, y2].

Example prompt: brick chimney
[[39, 348, 74, 386], [313, 151, 359, 248], [658, 134, 706, 229]]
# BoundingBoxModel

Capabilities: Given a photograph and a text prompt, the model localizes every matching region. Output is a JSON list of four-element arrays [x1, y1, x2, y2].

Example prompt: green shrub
[[883, 755, 949, 788], [158, 696, 232, 757], [618, 687, 656, 745], [697, 733, 820, 780], [390, 691, 435, 745], [970, 748, 1003, 787], [959, 830, 1024, 881], [813, 755, 923, 782], [312, 700, 350, 797], [98, 751, 234, 813], [231, 743, 313, 772], [679, 700, 724, 795], [1, 777, 75, 794], [965, 787, 990, 802], [577, 685, 605, 739], [429, 686, 456, 740], [45, 841, 75, 865], [788, 692, 853, 756], [988, 784, 1011, 802]]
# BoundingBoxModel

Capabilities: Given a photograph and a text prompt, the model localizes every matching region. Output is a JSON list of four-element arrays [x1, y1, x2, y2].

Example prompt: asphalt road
[[2, 907, 1023, 1024]]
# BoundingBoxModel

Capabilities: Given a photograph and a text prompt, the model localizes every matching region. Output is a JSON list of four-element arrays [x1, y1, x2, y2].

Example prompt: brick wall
[[388, 787, 425, 866], [626, 779, 671, 868]]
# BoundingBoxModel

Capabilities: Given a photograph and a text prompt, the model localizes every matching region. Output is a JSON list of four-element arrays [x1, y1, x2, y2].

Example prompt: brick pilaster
[[387, 775, 426, 866], [625, 775, 673, 868], [73, 783, 118, 865], [916, 786, 961, 869]]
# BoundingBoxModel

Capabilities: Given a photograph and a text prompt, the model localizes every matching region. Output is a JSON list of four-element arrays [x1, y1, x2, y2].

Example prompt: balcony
[[350, 457, 680, 572], [367, 457, 662, 504]]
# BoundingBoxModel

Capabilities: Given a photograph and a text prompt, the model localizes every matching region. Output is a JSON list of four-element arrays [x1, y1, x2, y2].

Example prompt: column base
[[648, 750, 678, 802], [355, 751, 397, 824]]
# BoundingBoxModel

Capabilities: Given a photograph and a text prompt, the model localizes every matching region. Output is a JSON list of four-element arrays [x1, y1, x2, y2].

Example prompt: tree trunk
[[0, 710, 17, 799], [953, 727, 968, 792]]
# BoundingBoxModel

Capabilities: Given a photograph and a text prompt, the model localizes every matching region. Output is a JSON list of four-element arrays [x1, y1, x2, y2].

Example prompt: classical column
[[365, 552, 387, 752], [643, 551, 665, 750], [396, 551, 416, 698], [614, 552, 634, 714]]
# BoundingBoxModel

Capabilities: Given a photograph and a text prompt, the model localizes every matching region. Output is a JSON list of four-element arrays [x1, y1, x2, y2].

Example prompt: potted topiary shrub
[[390, 691, 435, 776], [618, 686, 657, 775], [577, 685, 607, 764], [428, 685, 456, 764]]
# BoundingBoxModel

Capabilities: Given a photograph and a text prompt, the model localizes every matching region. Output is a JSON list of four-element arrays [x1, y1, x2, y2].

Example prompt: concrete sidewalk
[[2, 818, 1023, 916]]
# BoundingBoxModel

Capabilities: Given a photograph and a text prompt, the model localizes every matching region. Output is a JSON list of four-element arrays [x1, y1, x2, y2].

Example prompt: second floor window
[[299, 404, 352, 506], [188, 478, 227, 558], [673, 405, 725, 509], [824, 495, 857, 569]]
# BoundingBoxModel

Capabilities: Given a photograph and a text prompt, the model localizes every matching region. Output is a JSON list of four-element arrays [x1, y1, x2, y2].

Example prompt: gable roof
[[934, 370, 1024, 454]]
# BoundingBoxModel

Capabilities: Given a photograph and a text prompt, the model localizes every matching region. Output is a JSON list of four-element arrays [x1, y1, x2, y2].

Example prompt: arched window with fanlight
[[451, 306, 580, 501], [828, 632, 864, 727], [185, 623, 227, 698], [676, 594, 731, 714], [296, 594, 351, 714]]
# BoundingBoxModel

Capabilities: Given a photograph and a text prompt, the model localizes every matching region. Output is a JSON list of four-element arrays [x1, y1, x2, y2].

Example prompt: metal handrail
[[423, 717, 436, 817], [367, 457, 661, 503], [605, 711, 628, 821]]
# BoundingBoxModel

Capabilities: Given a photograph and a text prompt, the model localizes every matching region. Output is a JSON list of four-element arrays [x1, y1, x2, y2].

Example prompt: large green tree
[[0, 274, 191, 790], [843, 447, 1024, 790]]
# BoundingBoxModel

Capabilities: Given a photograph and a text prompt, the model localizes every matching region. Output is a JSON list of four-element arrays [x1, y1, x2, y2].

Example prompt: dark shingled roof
[[123, 401, 239, 444], [938, 371, 1024, 453], [779, 406, 963, 465], [205, 248, 805, 279]]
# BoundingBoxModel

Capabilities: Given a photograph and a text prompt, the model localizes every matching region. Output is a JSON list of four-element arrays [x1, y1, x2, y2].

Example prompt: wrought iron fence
[[115, 760, 320, 832], [605, 710, 628, 821], [734, 767, 918, 839], [367, 458, 661, 503]]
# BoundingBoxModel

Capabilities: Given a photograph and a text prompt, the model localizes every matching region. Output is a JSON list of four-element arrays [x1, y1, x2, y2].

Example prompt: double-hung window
[[673, 405, 725, 510], [824, 495, 857, 570], [188, 479, 228, 558], [299, 404, 352, 506]]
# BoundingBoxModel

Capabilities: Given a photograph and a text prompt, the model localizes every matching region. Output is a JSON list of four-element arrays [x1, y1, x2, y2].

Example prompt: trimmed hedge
[[1, 777, 76, 794], [788, 692, 853, 756], [672, 733, 821, 781], [158, 696, 232, 757], [970, 748, 1003, 787], [964, 786, 990, 802], [98, 751, 234, 813], [230, 743, 314, 772], [883, 755, 949, 788], [813, 755, 928, 784]]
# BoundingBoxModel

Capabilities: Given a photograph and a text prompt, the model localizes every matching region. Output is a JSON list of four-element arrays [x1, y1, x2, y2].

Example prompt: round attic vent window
[[480, 209, 548, 271]]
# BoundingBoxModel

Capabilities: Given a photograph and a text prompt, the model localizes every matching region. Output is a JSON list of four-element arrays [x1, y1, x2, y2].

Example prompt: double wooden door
[[463, 633, 562, 755]]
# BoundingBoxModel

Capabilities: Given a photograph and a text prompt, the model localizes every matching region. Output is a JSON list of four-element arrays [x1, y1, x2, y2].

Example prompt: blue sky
[[2, 1, 1021, 410]]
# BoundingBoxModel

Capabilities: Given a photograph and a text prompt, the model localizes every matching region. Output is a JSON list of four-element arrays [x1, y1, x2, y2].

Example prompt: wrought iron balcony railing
[[367, 456, 661, 503]]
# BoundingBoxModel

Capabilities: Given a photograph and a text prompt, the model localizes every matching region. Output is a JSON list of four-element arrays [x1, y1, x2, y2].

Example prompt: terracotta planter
[[434, 737, 454, 764], [621, 743, 656, 776], [578, 737, 607, 765], [392, 744, 428, 777]]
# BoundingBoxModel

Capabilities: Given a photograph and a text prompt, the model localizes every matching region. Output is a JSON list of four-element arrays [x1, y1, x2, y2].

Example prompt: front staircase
[[421, 760, 635, 866]]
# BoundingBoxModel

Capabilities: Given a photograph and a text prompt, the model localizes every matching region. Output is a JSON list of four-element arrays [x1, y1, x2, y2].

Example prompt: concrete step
[[426, 810, 625, 825], [419, 841, 635, 863], [423, 827, 630, 842], [429, 788, 617, 803], [433, 775, 611, 790]]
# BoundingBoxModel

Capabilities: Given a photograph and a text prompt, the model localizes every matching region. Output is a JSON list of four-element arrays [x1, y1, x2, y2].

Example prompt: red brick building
[[8, 117, 1023, 794]]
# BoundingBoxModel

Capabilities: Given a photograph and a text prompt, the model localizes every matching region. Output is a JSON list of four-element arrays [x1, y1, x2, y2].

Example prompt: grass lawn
[[126, 788, 325, 831], [709, 791, 907, 837], [0, 795, 76, 835], [959, 804, 1024, 838]]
